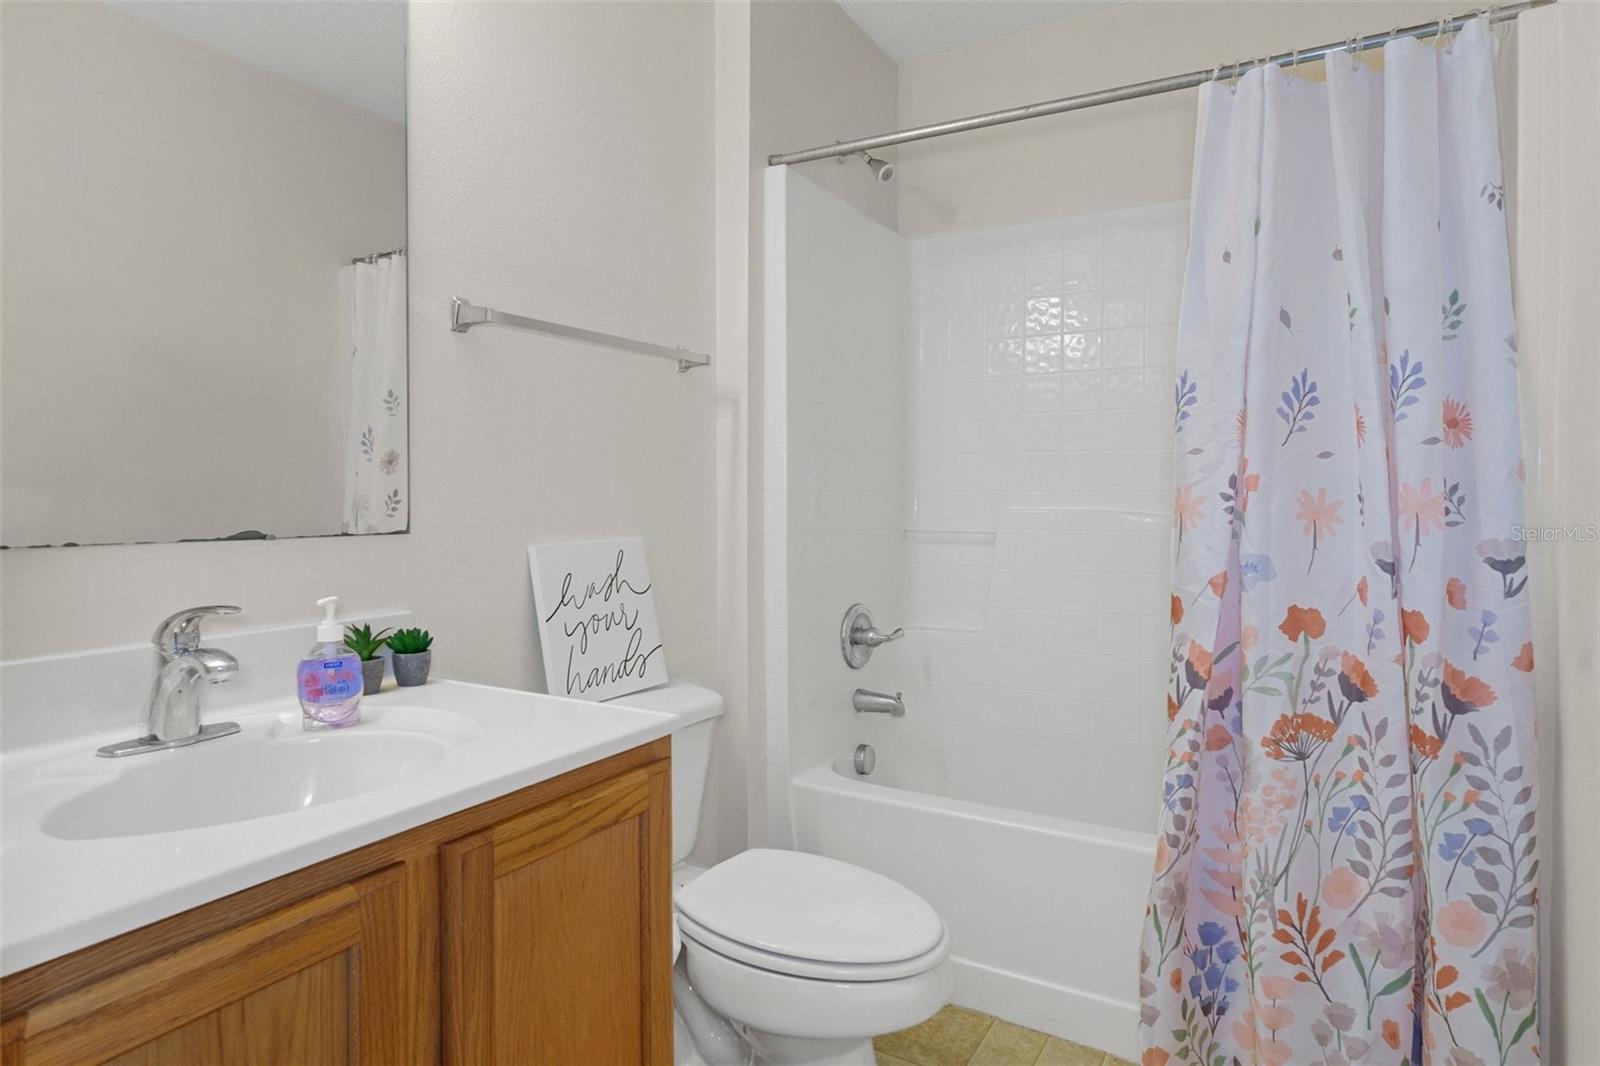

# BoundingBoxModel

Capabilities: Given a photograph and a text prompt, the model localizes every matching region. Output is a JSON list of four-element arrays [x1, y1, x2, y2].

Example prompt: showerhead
[[863, 152, 895, 184]]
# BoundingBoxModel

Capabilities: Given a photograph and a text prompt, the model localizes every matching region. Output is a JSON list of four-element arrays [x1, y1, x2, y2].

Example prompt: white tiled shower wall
[[879, 201, 1191, 829], [768, 171, 1189, 836]]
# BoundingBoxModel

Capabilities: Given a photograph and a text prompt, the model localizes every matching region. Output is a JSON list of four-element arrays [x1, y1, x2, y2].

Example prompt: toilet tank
[[605, 681, 723, 863]]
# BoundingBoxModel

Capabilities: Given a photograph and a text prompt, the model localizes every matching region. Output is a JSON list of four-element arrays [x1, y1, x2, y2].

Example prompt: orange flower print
[[1446, 576, 1468, 610], [1338, 652, 1379, 703], [1174, 484, 1205, 544], [1399, 478, 1447, 571], [1279, 604, 1327, 643], [1410, 722, 1443, 759], [1170, 594, 1184, 626], [1167, 694, 1179, 721], [1442, 396, 1474, 449], [1512, 641, 1535, 672], [1322, 866, 1362, 909], [1402, 608, 1431, 646], [1141, 1050, 1171, 1066], [1382, 1018, 1401, 1050], [1437, 899, 1488, 947], [1442, 660, 1498, 716], [1186, 641, 1213, 686], [1262, 712, 1337, 761], [1357, 575, 1369, 606], [1208, 570, 1228, 599], [1354, 403, 1367, 447], [1295, 488, 1344, 572]]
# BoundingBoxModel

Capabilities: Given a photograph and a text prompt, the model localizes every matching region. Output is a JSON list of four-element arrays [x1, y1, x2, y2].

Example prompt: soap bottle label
[[299, 660, 359, 702], [298, 657, 361, 727]]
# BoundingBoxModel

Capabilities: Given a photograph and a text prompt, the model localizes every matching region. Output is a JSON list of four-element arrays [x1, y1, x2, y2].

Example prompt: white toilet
[[613, 682, 953, 1066]]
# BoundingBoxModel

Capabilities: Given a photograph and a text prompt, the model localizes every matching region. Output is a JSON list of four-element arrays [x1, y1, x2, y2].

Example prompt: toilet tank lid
[[603, 680, 724, 725]]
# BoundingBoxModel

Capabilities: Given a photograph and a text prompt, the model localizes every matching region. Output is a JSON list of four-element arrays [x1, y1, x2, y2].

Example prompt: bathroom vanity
[[0, 679, 694, 1064]]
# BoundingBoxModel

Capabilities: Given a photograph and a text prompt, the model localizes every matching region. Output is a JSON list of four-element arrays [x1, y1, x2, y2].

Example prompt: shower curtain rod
[[767, 0, 1550, 167], [351, 247, 405, 265]]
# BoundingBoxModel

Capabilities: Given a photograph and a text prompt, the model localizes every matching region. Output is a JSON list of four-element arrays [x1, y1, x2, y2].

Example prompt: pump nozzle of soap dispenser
[[315, 596, 343, 643]]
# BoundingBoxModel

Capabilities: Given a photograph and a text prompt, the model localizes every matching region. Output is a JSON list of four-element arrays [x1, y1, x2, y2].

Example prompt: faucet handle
[[153, 605, 240, 659], [856, 625, 905, 648]]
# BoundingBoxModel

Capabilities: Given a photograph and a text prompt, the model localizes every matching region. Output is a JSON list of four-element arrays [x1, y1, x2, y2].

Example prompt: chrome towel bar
[[449, 296, 710, 373]]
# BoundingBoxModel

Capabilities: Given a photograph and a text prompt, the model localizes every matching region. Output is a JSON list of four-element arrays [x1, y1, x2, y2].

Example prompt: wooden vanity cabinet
[[441, 762, 674, 1065], [0, 740, 672, 1066]]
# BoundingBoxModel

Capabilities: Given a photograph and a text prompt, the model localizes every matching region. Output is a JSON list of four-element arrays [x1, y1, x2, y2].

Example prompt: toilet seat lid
[[674, 849, 944, 967]]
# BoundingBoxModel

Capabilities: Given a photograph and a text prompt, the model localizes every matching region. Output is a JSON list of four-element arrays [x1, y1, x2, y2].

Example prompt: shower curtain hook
[[1436, 15, 1450, 47]]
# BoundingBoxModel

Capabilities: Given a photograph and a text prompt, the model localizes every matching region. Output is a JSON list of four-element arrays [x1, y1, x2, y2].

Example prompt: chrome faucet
[[97, 606, 244, 757], [852, 688, 905, 717]]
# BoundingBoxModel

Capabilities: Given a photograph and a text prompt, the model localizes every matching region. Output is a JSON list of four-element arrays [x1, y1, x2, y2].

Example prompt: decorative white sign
[[527, 538, 668, 702]]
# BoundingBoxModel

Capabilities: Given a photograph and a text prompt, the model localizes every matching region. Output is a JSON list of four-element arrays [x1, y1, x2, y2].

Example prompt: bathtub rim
[[791, 759, 1158, 859]]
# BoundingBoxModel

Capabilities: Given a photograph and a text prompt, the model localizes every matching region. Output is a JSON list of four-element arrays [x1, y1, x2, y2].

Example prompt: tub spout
[[852, 688, 905, 717]]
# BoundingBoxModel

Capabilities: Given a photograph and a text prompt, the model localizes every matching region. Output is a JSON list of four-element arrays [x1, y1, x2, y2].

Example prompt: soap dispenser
[[297, 596, 362, 730]]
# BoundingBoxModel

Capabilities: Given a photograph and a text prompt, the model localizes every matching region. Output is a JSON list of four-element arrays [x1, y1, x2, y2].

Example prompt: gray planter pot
[[393, 650, 432, 687], [361, 657, 386, 695]]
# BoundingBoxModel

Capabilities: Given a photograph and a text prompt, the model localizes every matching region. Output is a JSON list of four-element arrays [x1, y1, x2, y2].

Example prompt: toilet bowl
[[607, 683, 952, 1066], [677, 849, 952, 1065]]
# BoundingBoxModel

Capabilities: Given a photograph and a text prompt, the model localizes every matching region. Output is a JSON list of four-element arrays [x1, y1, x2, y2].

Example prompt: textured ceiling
[[835, 0, 1125, 62], [109, 1, 406, 123]]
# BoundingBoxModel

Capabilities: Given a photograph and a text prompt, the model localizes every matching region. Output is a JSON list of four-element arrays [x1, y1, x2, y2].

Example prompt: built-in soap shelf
[[900, 508, 1169, 637]]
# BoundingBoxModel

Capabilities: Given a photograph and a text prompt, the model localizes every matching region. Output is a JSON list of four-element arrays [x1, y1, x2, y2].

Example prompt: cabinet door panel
[[443, 761, 671, 1066], [12, 866, 406, 1066], [102, 953, 349, 1066]]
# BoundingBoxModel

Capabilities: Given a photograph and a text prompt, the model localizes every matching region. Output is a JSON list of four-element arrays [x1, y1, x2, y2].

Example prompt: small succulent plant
[[344, 623, 392, 662], [388, 627, 434, 655]]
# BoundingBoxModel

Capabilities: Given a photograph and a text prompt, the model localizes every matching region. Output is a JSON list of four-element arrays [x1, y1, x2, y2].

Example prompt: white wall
[[1, 4, 718, 732], [764, 167, 906, 842], [895, 1, 1461, 235], [1, 1, 404, 546], [1517, 5, 1599, 1061]]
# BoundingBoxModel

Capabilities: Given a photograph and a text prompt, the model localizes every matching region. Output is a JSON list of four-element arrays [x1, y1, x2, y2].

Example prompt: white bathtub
[[791, 742, 1155, 1060]]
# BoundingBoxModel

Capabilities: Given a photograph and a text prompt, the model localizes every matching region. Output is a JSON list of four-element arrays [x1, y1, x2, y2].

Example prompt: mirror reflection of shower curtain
[[340, 253, 407, 534]]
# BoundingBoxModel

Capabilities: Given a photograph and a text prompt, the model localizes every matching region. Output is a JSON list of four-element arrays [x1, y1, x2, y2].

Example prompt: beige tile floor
[[875, 1005, 1135, 1066]]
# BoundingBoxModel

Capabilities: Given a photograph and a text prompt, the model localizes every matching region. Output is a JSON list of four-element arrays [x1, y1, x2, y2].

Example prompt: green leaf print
[[1443, 288, 1467, 341]]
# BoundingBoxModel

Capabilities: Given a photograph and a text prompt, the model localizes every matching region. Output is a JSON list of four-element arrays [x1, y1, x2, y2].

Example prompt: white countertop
[[0, 678, 691, 976]]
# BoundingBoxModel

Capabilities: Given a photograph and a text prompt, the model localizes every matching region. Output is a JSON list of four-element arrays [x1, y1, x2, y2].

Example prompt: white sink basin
[[41, 712, 467, 840]]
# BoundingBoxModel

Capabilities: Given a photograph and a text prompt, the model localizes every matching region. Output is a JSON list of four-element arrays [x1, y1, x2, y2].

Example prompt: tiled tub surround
[[891, 201, 1189, 827], [768, 196, 1188, 1055]]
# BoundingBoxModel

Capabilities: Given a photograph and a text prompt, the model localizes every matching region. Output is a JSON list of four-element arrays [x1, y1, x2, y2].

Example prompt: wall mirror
[[1, 1, 408, 547]]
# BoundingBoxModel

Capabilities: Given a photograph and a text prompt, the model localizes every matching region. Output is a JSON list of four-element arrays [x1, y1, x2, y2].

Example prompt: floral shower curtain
[[1142, 20, 1538, 1066], [341, 252, 408, 534]]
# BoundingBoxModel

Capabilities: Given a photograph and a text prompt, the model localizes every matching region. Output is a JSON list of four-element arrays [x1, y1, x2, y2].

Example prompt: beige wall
[[1518, 5, 1600, 1061], [1, 2, 404, 546], [1, 2, 719, 737], [895, 1, 1461, 235]]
